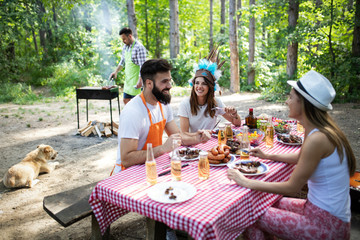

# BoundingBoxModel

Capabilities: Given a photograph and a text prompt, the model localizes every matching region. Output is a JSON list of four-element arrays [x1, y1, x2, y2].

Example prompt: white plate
[[227, 160, 269, 176], [147, 181, 197, 204], [169, 148, 201, 161], [209, 155, 236, 167], [277, 134, 303, 146]]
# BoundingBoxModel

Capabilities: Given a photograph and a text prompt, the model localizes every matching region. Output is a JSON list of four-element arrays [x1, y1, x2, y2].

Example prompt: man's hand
[[109, 72, 117, 80], [162, 133, 182, 153], [135, 76, 143, 89]]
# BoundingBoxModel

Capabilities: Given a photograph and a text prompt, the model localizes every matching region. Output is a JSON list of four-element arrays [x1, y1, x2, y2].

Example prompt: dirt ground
[[0, 91, 359, 239]]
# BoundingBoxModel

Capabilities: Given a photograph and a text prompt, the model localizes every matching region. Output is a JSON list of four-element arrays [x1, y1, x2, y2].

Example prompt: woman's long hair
[[295, 90, 356, 176], [189, 77, 218, 118]]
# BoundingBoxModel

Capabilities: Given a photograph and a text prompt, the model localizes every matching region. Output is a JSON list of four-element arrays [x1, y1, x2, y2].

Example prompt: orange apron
[[111, 92, 166, 175]]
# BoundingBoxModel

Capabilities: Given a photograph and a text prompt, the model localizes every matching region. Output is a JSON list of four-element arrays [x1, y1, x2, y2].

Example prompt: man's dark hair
[[140, 59, 172, 84], [119, 27, 132, 36]]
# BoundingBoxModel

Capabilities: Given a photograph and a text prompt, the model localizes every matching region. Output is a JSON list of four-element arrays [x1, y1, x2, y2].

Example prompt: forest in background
[[0, 0, 359, 104]]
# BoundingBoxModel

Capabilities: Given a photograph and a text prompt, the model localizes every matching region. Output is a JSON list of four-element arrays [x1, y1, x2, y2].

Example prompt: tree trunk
[[37, 0, 46, 50], [352, 0, 360, 57], [328, 0, 335, 78], [155, 1, 161, 58], [126, 0, 138, 38], [248, 0, 255, 85], [286, 0, 299, 79], [237, 0, 242, 32], [209, 0, 214, 51], [350, 0, 360, 94], [237, 0, 242, 78], [32, 28, 38, 54], [229, 0, 240, 92], [220, 0, 226, 34], [52, 5, 58, 42], [169, 0, 179, 58], [145, 0, 149, 50]]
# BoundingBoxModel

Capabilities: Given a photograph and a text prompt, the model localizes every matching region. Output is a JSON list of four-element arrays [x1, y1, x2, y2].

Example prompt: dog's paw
[[29, 179, 40, 187]]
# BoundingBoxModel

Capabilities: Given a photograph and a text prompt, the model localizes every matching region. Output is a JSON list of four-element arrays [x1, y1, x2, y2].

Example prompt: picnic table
[[89, 121, 303, 239]]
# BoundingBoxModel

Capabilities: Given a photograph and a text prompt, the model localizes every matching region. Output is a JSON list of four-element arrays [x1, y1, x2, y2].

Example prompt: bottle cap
[[218, 123, 225, 129], [199, 151, 208, 157]]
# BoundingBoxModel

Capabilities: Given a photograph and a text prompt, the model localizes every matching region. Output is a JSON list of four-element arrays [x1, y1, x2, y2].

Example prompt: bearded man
[[113, 59, 211, 174]]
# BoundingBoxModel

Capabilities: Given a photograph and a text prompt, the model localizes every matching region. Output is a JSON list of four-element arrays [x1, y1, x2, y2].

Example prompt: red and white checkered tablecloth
[[89, 123, 303, 240]]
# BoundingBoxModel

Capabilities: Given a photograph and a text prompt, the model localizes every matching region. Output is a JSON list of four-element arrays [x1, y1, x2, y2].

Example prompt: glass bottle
[[225, 122, 233, 139], [259, 120, 268, 142], [265, 119, 274, 148], [171, 140, 182, 181], [239, 126, 250, 159], [218, 123, 227, 145], [145, 143, 157, 185], [198, 151, 210, 180], [245, 108, 257, 129]]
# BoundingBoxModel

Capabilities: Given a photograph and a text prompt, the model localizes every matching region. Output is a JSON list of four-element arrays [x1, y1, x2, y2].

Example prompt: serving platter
[[209, 155, 235, 167]]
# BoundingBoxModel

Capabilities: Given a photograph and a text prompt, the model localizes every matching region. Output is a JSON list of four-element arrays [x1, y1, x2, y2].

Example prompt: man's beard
[[152, 84, 171, 105]]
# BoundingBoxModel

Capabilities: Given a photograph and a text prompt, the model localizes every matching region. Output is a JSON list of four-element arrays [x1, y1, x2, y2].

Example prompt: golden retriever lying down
[[3, 144, 59, 188]]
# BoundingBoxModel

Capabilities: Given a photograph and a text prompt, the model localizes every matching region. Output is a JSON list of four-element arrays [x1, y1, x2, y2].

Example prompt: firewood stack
[[78, 120, 118, 137]]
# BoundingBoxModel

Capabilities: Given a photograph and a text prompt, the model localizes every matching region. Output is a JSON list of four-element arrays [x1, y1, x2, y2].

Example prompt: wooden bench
[[43, 182, 110, 239]]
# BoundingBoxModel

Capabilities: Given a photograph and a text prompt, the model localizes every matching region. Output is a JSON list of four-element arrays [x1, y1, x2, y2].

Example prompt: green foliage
[[169, 52, 197, 86], [0, 82, 40, 104], [0, 0, 358, 104], [41, 60, 103, 97]]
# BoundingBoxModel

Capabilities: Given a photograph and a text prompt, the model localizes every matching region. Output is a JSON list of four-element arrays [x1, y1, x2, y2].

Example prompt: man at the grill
[[110, 27, 147, 105]]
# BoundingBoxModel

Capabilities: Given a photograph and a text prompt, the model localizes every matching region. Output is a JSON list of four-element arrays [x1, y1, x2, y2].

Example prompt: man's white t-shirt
[[114, 95, 174, 174], [178, 97, 225, 132]]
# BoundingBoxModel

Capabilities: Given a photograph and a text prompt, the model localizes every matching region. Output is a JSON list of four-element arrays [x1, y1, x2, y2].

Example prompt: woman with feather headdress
[[178, 48, 241, 133]]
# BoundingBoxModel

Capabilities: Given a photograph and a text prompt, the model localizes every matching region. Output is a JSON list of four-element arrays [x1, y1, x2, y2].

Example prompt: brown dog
[[3, 144, 59, 188]]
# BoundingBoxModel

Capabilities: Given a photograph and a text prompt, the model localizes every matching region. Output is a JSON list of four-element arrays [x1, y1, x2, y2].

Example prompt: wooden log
[[80, 125, 93, 136], [98, 122, 105, 133], [83, 126, 95, 137], [112, 127, 118, 136], [94, 125, 102, 138], [104, 127, 112, 137], [91, 128, 97, 135], [112, 122, 119, 129], [78, 121, 91, 132]]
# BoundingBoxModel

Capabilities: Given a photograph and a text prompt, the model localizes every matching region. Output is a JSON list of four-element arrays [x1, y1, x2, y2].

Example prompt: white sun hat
[[287, 70, 336, 111]]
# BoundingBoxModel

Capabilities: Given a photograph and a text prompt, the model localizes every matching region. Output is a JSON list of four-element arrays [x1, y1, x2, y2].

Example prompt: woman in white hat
[[227, 70, 356, 240]]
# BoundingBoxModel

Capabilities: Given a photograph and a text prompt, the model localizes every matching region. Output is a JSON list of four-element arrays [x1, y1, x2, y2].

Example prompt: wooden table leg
[[91, 213, 110, 240], [146, 217, 166, 240]]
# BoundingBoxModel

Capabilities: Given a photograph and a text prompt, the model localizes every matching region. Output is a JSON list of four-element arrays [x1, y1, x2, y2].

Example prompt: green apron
[[124, 41, 141, 96]]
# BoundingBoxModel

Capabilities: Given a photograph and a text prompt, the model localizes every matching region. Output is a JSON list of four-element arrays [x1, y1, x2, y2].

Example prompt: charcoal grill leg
[[109, 99, 113, 133], [86, 99, 89, 122], [77, 96, 80, 129], [117, 95, 120, 116]]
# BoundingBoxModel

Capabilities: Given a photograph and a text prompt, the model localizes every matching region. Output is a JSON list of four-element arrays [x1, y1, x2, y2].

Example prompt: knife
[[158, 163, 189, 176]]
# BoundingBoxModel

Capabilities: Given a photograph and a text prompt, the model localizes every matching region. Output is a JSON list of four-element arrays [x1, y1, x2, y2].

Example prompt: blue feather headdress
[[189, 47, 225, 93]]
